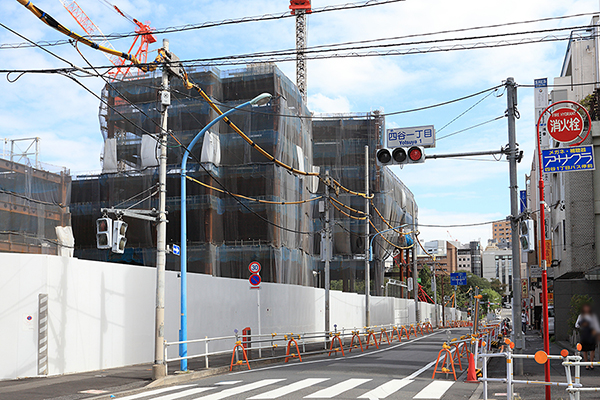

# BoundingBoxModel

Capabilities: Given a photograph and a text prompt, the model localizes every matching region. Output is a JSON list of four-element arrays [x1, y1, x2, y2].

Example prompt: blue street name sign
[[450, 272, 467, 286], [520, 190, 527, 214], [386, 125, 435, 148], [541, 145, 595, 173]]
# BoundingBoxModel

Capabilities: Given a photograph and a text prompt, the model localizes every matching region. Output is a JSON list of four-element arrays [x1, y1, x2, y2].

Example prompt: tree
[[490, 278, 507, 295], [480, 288, 502, 315]]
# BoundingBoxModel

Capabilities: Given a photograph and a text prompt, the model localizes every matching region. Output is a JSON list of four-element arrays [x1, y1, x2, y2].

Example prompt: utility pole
[[441, 274, 445, 327], [431, 262, 438, 328], [152, 38, 170, 380], [506, 77, 524, 376], [324, 170, 331, 339], [412, 240, 419, 323], [364, 145, 370, 327]]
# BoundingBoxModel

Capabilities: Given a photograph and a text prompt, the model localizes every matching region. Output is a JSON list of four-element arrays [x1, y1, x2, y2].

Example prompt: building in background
[[457, 248, 471, 271], [417, 240, 458, 274], [482, 247, 512, 294], [492, 220, 511, 249], [0, 139, 72, 256], [525, 17, 600, 340]]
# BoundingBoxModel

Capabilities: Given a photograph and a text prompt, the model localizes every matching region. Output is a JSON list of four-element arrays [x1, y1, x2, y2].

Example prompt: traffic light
[[376, 146, 425, 166], [112, 220, 128, 254], [519, 219, 535, 252], [96, 218, 112, 249]]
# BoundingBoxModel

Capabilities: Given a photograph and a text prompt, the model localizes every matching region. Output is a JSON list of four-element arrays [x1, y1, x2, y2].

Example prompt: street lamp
[[179, 92, 272, 371]]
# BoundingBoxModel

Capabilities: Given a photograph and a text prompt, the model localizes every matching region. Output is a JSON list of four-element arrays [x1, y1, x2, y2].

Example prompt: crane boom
[[57, 0, 124, 68]]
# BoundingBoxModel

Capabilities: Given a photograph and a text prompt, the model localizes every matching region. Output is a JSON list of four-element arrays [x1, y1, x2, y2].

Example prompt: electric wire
[[186, 175, 322, 205], [174, 23, 596, 65], [437, 89, 500, 133], [3, 9, 596, 51], [330, 196, 367, 215], [436, 116, 505, 141], [329, 199, 368, 220]]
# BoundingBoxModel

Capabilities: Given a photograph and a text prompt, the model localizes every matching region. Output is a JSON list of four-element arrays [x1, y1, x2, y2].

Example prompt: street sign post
[[541, 145, 595, 173], [450, 272, 467, 286], [386, 125, 435, 148], [249, 274, 261, 286]]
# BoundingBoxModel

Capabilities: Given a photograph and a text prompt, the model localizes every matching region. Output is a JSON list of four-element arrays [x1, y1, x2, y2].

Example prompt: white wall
[[0, 253, 462, 380]]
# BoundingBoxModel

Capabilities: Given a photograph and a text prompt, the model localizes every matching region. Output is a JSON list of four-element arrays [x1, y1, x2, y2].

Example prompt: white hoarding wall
[[0, 254, 462, 380]]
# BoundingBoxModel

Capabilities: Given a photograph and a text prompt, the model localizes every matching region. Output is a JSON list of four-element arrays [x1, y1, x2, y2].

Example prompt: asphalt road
[[110, 328, 479, 400]]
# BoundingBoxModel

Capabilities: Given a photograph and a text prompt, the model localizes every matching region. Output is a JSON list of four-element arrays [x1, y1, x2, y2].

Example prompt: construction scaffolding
[[70, 64, 417, 293], [312, 113, 417, 295], [0, 154, 72, 255]]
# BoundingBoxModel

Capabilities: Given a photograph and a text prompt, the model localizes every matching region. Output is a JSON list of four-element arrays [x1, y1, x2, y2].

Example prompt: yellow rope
[[186, 176, 322, 205], [370, 200, 414, 236], [330, 197, 366, 215], [329, 199, 368, 220]]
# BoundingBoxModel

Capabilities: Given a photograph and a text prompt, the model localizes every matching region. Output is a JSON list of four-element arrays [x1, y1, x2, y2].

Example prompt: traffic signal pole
[[153, 38, 170, 380], [365, 145, 371, 327], [506, 77, 524, 377]]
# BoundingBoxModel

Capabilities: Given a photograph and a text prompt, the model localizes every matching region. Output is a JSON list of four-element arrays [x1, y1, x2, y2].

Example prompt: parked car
[[541, 306, 555, 336]]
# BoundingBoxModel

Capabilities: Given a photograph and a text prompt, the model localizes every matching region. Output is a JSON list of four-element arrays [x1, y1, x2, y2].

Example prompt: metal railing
[[163, 320, 450, 373], [477, 341, 600, 400]]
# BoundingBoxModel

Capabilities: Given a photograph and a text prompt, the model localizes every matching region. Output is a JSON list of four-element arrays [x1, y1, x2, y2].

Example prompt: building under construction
[[69, 64, 417, 293], [0, 144, 72, 255]]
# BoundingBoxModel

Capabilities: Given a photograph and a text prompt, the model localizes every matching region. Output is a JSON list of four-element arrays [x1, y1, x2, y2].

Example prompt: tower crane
[[289, 0, 311, 102], [58, 0, 156, 79]]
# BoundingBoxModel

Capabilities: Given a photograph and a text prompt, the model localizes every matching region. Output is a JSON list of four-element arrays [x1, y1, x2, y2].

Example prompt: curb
[[86, 356, 291, 399]]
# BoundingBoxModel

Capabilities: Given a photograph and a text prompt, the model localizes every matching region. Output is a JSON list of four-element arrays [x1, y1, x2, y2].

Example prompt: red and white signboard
[[547, 107, 585, 143], [538, 100, 591, 147], [248, 261, 261, 274]]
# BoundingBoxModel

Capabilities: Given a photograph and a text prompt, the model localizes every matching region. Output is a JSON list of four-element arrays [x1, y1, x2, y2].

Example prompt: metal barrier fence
[[478, 340, 600, 400], [162, 320, 466, 374]]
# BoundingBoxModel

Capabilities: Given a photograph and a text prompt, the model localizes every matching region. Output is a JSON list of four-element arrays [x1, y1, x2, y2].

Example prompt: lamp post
[[179, 93, 272, 371]]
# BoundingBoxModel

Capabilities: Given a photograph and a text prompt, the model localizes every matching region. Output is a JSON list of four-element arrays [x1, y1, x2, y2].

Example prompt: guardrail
[[477, 339, 600, 400], [163, 320, 465, 374]]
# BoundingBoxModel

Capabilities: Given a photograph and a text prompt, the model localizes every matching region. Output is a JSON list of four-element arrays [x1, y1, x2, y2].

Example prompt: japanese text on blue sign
[[450, 272, 467, 286], [386, 125, 435, 148], [541, 145, 595, 173], [520, 190, 527, 214]]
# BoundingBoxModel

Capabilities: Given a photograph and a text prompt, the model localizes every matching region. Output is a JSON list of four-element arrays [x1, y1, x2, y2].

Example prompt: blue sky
[[1, 0, 598, 245]]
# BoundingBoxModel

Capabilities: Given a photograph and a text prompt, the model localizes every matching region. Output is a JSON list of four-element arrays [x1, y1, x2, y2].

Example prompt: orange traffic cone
[[466, 353, 478, 383]]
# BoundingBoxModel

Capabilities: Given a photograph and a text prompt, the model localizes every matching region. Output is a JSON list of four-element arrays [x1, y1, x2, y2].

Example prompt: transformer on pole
[[290, 1, 311, 102]]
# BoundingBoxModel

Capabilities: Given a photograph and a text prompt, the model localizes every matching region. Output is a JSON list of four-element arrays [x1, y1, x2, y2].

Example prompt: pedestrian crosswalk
[[114, 378, 457, 400]]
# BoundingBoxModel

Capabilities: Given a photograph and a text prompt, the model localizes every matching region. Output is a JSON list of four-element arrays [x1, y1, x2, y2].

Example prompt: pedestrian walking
[[521, 309, 528, 334], [575, 304, 600, 370]]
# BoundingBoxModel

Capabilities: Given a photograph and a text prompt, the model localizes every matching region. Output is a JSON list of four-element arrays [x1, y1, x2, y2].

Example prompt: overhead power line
[[0, 0, 406, 49]]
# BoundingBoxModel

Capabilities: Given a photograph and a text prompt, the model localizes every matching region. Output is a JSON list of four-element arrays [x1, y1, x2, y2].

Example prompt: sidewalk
[[0, 337, 340, 400], [477, 329, 600, 400]]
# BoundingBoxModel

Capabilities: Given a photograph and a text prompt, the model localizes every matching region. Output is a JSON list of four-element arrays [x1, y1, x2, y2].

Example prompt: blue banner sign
[[541, 145, 595, 173], [451, 272, 467, 286], [520, 190, 527, 214]]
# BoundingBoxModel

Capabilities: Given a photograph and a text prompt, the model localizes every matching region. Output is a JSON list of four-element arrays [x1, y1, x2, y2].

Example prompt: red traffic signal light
[[408, 146, 424, 162]]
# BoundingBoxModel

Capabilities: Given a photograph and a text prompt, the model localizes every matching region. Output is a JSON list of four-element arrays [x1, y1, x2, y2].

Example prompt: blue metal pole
[[369, 224, 407, 262], [179, 99, 254, 371]]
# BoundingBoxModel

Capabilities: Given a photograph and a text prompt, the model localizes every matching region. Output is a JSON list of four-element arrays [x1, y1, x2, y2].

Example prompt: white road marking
[[193, 379, 285, 400], [115, 385, 196, 400], [304, 378, 372, 398], [413, 381, 454, 399], [154, 387, 213, 400], [215, 381, 242, 385], [248, 378, 329, 399], [358, 379, 413, 399]]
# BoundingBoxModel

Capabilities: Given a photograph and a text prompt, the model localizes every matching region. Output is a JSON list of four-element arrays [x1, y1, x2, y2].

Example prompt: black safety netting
[[0, 158, 72, 255], [70, 64, 418, 292], [311, 114, 417, 295]]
